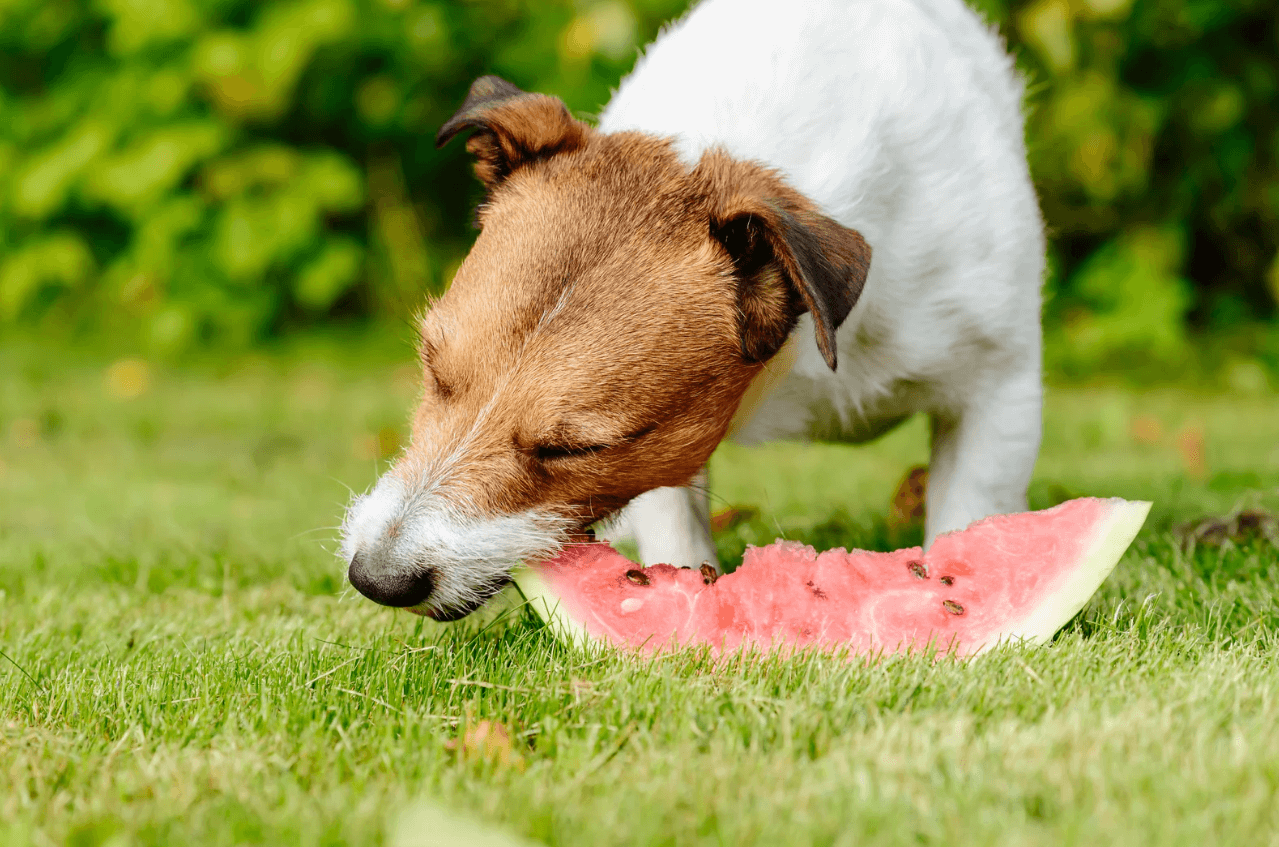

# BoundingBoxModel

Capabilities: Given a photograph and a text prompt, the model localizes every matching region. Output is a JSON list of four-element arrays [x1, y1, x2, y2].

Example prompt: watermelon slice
[[513, 497, 1150, 657]]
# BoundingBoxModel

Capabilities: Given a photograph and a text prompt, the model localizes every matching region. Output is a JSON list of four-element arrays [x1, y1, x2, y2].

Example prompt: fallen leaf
[[1176, 424, 1207, 480], [1130, 415, 1163, 445], [710, 505, 759, 533], [1175, 510, 1278, 549], [445, 719, 524, 769], [888, 465, 929, 529]]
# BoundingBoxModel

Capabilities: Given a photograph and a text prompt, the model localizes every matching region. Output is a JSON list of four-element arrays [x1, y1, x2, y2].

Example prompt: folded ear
[[436, 75, 590, 191], [697, 151, 872, 371]]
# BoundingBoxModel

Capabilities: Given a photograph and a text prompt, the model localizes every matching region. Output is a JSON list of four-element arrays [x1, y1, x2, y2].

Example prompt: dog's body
[[340, 0, 1045, 620], [600, 0, 1045, 569]]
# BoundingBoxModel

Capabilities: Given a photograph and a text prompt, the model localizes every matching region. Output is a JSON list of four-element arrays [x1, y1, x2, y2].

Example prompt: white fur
[[622, 466, 719, 568], [340, 474, 572, 616], [342, 0, 1046, 602], [602, 0, 1045, 562]]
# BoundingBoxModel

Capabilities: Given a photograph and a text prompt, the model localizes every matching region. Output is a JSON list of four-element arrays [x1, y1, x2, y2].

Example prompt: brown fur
[[397, 79, 871, 532]]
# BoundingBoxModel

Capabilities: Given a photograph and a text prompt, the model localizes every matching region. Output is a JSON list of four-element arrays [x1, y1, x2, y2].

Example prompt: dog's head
[[340, 77, 871, 619]]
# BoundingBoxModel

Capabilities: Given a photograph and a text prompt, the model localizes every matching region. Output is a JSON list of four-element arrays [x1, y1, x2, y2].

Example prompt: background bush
[[0, 0, 1275, 377]]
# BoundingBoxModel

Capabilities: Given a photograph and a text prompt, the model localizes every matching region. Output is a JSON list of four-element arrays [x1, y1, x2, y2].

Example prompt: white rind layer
[[512, 565, 600, 651], [989, 498, 1151, 652]]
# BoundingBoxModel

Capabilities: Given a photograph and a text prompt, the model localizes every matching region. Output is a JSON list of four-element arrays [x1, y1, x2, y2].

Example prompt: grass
[[2, 333, 1278, 847]]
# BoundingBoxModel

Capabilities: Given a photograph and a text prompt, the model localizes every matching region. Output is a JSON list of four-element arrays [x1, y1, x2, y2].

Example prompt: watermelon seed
[[907, 560, 928, 579], [806, 580, 828, 599], [942, 599, 964, 615], [624, 569, 651, 586], [939, 576, 954, 586], [699, 563, 719, 585]]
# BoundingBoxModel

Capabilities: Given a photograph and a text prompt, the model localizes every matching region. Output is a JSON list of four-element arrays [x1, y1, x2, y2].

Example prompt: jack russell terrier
[[340, 0, 1045, 620]]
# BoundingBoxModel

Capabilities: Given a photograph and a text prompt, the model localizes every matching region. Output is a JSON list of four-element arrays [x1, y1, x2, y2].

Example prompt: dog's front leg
[[924, 367, 1043, 547], [611, 466, 719, 571]]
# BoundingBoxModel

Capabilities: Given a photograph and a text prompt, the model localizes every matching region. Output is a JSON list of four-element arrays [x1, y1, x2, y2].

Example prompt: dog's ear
[[436, 76, 589, 191], [697, 151, 871, 371]]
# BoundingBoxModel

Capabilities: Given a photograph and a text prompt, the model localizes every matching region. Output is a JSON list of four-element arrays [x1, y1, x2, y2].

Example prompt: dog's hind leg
[[924, 365, 1042, 547]]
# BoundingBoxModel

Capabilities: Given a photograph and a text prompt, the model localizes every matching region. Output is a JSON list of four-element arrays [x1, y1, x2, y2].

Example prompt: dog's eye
[[534, 442, 611, 462], [422, 365, 453, 400], [531, 424, 654, 463]]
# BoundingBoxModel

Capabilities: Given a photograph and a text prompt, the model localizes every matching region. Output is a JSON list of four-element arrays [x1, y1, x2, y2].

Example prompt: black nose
[[347, 553, 435, 608]]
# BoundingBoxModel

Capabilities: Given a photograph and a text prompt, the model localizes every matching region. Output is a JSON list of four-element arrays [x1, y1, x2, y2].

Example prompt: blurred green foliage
[[0, 0, 687, 349], [0, 0, 1276, 376], [984, 0, 1279, 378]]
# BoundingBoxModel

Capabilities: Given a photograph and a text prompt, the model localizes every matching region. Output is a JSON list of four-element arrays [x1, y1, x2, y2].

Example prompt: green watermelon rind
[[513, 498, 1153, 657]]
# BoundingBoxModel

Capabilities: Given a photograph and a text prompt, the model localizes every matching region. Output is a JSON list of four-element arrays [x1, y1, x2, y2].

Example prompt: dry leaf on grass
[[444, 719, 525, 769], [888, 465, 929, 530], [710, 505, 759, 533], [1175, 510, 1278, 550], [1176, 423, 1207, 480], [1130, 415, 1164, 445]]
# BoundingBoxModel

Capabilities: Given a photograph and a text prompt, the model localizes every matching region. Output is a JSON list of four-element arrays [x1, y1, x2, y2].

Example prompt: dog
[[339, 0, 1045, 621]]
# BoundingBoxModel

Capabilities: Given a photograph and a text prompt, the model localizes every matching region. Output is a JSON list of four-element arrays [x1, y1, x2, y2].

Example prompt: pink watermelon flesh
[[514, 497, 1151, 657]]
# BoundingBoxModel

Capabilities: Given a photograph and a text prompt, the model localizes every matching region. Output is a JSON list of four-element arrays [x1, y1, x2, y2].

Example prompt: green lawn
[[2, 335, 1278, 846]]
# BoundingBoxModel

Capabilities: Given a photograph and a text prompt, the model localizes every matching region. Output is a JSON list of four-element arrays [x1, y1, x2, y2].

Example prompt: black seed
[[699, 562, 719, 585], [942, 599, 964, 615], [907, 560, 928, 579], [939, 576, 954, 586], [625, 569, 650, 586]]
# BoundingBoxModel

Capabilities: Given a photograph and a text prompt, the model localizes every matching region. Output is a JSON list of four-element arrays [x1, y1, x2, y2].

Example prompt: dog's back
[[602, 0, 1045, 443]]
